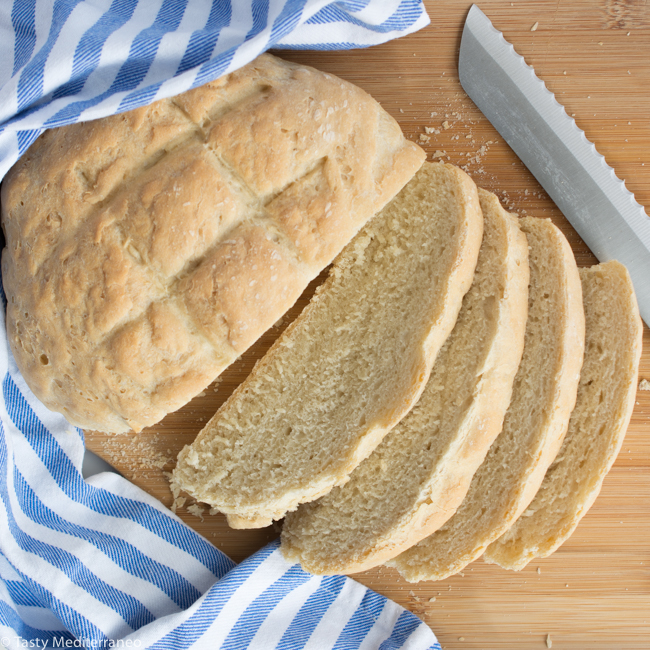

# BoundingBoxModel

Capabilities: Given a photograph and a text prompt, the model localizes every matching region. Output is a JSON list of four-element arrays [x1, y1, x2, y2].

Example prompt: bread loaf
[[172, 162, 483, 528], [483, 260, 642, 571], [279, 189, 528, 573], [391, 217, 585, 582], [0, 53, 424, 433]]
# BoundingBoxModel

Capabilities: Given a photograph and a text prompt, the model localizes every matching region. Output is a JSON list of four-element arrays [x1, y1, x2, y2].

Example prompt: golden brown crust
[[1, 53, 424, 433]]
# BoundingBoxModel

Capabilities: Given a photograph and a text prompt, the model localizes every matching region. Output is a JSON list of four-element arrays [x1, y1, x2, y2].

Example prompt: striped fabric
[[0, 0, 430, 179], [0, 1, 440, 648]]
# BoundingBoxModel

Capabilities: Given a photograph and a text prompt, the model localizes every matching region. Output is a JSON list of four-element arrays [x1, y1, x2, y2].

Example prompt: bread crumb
[[431, 150, 447, 159], [638, 379, 650, 390], [429, 597, 436, 602], [537, 567, 541, 574], [171, 496, 187, 513], [425, 126, 437, 134], [459, 638, 465, 642], [546, 633, 553, 648], [531, 22, 539, 31], [187, 504, 205, 520], [442, 120, 451, 130], [419, 134, 431, 143]]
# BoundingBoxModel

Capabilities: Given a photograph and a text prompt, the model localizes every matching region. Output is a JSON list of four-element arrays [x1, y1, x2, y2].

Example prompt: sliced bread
[[391, 217, 585, 582], [280, 189, 529, 573], [483, 260, 643, 571], [172, 162, 483, 528]]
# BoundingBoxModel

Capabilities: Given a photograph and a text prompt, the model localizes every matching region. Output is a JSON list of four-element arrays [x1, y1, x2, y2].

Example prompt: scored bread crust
[[391, 217, 585, 582], [172, 162, 483, 528], [483, 260, 643, 571], [1, 53, 424, 434], [280, 189, 529, 574]]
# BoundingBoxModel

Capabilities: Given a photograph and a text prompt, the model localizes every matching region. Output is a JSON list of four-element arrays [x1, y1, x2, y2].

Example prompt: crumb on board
[[171, 496, 186, 514], [187, 504, 205, 521], [531, 21, 539, 31], [638, 379, 650, 391], [99, 433, 173, 475], [169, 478, 181, 500], [546, 633, 553, 648]]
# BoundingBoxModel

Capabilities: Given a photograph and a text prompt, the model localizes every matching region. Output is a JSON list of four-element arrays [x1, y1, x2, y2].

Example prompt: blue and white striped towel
[[0, 1, 441, 648]]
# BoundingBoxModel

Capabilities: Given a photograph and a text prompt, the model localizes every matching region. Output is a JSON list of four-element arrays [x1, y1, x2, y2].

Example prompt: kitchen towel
[[0, 1, 440, 648]]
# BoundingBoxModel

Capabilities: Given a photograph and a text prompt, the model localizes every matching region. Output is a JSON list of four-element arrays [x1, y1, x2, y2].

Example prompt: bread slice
[[280, 189, 528, 573], [483, 260, 643, 571], [391, 217, 585, 582], [172, 162, 483, 528]]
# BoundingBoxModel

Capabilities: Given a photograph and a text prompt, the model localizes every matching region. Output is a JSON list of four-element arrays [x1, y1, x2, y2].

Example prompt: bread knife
[[459, 4, 650, 326]]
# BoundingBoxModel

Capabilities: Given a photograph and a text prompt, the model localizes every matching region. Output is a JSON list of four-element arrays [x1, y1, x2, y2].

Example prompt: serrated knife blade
[[459, 4, 650, 326]]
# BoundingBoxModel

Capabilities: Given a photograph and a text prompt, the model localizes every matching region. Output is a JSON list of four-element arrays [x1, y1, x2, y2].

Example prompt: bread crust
[[1, 54, 424, 433], [280, 188, 529, 574]]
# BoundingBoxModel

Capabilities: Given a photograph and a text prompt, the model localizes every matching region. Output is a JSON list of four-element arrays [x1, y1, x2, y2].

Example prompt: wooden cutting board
[[86, 1, 650, 647]]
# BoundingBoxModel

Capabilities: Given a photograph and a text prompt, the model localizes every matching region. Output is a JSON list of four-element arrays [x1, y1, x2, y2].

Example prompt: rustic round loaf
[[1, 54, 424, 433]]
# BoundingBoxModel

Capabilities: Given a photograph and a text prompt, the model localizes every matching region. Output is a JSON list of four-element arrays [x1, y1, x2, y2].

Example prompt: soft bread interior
[[281, 188, 529, 574], [392, 216, 585, 582], [483, 261, 642, 571], [173, 162, 483, 526]]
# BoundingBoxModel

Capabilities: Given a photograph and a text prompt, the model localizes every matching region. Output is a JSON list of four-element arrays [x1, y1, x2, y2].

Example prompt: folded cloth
[[0, 1, 439, 648]]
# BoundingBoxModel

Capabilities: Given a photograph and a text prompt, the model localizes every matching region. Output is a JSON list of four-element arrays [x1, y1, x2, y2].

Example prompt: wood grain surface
[[85, 1, 650, 648]]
